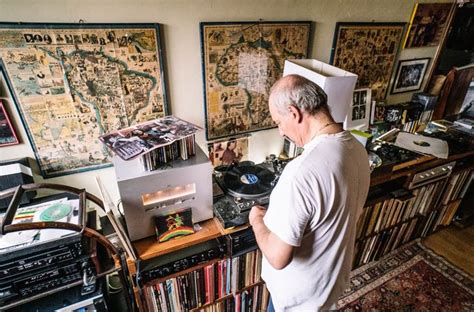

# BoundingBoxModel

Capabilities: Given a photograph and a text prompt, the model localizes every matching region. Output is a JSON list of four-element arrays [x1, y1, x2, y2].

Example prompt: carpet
[[337, 241, 474, 311]]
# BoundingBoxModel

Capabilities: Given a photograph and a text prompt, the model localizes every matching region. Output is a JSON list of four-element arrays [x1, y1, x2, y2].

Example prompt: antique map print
[[201, 22, 311, 140], [331, 23, 405, 101], [0, 24, 167, 177]]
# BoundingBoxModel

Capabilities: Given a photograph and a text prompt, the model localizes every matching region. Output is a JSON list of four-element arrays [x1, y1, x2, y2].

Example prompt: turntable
[[213, 163, 279, 229]]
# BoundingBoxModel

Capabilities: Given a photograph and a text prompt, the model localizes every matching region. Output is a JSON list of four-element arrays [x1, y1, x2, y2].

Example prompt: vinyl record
[[39, 203, 73, 222], [223, 165, 275, 199]]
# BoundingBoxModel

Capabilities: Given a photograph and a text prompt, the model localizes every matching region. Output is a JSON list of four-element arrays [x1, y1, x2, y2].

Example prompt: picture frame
[[0, 22, 169, 177], [207, 136, 248, 167], [200, 21, 312, 140], [344, 88, 371, 130], [330, 22, 405, 101], [391, 58, 430, 94], [0, 100, 19, 147], [403, 2, 452, 49]]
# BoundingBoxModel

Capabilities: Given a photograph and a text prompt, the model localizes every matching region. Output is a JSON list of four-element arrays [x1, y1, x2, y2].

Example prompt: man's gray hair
[[269, 74, 329, 115]]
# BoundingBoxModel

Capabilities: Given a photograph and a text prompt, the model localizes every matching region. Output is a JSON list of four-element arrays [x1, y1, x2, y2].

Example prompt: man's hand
[[249, 205, 266, 226], [249, 205, 294, 270]]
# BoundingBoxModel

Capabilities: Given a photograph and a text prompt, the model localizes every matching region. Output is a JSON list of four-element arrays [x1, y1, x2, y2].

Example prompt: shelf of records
[[353, 167, 472, 267], [143, 249, 269, 312]]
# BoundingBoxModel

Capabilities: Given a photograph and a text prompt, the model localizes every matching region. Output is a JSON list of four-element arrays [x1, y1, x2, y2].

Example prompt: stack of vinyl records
[[141, 134, 196, 171]]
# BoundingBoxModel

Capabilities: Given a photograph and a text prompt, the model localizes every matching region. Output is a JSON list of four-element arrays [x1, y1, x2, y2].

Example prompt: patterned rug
[[337, 241, 474, 311]]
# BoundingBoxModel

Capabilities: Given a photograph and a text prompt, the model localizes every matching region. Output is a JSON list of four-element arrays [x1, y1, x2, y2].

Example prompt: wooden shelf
[[132, 218, 223, 261]]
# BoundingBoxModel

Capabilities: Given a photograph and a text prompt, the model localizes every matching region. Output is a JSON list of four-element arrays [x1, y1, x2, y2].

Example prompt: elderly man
[[250, 74, 370, 311]]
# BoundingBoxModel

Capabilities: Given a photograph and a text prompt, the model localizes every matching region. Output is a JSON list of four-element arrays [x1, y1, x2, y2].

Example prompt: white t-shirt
[[261, 131, 370, 311]]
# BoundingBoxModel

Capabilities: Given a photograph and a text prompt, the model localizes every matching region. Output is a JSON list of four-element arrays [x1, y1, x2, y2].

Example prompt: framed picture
[[391, 58, 430, 94], [207, 136, 249, 167], [0, 22, 169, 177], [200, 21, 312, 140], [330, 22, 405, 101], [0, 100, 19, 146], [404, 2, 452, 49], [344, 88, 371, 130]]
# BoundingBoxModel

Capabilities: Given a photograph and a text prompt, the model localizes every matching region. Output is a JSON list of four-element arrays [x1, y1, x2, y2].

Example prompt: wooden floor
[[422, 225, 474, 276]]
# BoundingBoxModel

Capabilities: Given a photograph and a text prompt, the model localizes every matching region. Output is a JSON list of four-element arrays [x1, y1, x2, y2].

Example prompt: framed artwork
[[0, 100, 19, 146], [345, 88, 371, 130], [200, 21, 312, 140], [404, 2, 452, 49], [0, 22, 168, 177], [391, 58, 430, 94], [330, 22, 405, 101], [208, 136, 249, 167]]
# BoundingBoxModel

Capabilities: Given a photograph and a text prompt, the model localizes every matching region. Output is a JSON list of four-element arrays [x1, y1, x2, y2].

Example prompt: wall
[[0, 0, 442, 204]]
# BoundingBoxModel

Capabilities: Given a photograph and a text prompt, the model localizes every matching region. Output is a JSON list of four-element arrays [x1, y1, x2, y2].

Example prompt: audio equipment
[[213, 159, 288, 229], [225, 227, 257, 257], [409, 161, 456, 190], [137, 238, 226, 285], [0, 235, 95, 305]]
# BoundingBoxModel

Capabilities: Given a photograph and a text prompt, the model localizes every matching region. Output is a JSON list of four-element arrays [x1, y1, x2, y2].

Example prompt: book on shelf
[[144, 249, 266, 312]]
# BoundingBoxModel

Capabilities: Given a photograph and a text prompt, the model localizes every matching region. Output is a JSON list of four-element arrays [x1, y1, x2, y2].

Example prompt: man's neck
[[303, 114, 341, 145]]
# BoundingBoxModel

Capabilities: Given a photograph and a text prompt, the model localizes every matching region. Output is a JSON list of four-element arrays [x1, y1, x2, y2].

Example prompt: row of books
[[357, 168, 473, 241], [356, 181, 443, 240], [354, 168, 472, 267], [145, 249, 263, 312], [141, 135, 196, 171], [439, 169, 472, 206], [354, 217, 419, 266], [195, 283, 269, 312]]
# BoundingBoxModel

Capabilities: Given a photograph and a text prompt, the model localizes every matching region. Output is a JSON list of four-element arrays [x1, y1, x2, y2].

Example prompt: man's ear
[[288, 105, 303, 123]]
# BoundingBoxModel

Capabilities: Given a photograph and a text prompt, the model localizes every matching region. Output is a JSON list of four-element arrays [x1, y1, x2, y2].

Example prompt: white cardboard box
[[283, 59, 358, 125]]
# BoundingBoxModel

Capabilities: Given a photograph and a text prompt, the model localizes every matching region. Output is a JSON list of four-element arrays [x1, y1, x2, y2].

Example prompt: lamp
[[283, 59, 358, 128]]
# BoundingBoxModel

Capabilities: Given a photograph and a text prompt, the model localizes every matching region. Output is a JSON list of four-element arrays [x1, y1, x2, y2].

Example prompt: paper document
[[395, 132, 449, 159]]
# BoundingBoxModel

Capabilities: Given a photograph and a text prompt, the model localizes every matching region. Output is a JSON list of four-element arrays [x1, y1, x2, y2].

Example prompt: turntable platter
[[222, 165, 275, 199]]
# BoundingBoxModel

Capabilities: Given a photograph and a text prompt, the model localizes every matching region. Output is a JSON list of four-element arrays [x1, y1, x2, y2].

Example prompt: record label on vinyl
[[240, 174, 259, 185], [222, 165, 275, 199]]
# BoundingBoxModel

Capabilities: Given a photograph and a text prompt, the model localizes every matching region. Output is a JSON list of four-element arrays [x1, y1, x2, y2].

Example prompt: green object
[[350, 130, 373, 147], [39, 203, 72, 221]]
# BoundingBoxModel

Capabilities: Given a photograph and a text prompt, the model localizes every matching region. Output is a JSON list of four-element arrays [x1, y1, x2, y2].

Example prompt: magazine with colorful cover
[[99, 116, 202, 160]]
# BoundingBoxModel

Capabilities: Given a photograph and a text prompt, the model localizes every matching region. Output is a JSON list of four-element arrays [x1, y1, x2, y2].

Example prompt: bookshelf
[[143, 249, 267, 311], [128, 219, 269, 311], [354, 155, 473, 268]]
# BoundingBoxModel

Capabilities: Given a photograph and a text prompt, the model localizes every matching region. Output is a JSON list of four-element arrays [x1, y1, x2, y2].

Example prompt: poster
[[201, 21, 311, 140], [330, 22, 405, 101], [0, 23, 168, 177]]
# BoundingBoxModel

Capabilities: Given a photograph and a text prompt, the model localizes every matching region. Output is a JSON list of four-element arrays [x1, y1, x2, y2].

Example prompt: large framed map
[[330, 22, 405, 101], [200, 21, 312, 140], [0, 23, 168, 177]]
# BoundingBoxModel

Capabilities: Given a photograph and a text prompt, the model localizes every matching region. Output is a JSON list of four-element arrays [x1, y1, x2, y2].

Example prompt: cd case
[[154, 208, 194, 243]]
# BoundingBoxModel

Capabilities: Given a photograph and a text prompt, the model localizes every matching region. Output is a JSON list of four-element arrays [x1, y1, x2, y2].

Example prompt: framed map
[[330, 22, 405, 101], [0, 23, 168, 177], [200, 21, 312, 140]]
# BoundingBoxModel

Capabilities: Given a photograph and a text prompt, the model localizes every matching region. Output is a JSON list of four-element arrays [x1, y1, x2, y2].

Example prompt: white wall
[[0, 0, 442, 204]]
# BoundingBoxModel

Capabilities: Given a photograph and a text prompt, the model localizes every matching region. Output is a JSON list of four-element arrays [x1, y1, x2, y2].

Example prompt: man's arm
[[249, 205, 294, 270]]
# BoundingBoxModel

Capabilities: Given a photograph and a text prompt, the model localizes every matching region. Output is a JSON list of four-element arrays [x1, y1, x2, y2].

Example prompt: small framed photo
[[345, 88, 371, 130], [391, 58, 430, 94], [0, 100, 19, 147]]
